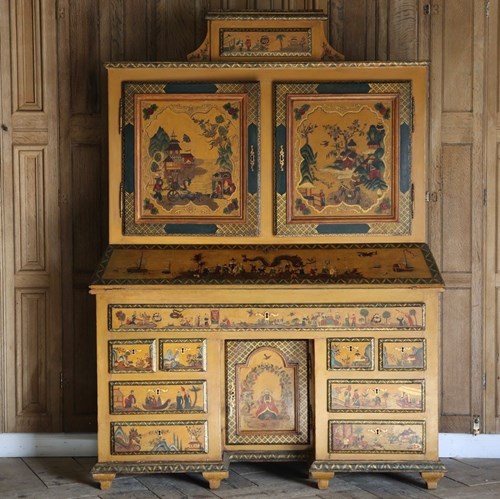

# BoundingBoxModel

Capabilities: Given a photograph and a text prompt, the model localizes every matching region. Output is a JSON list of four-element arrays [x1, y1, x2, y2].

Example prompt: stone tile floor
[[0, 457, 499, 498]]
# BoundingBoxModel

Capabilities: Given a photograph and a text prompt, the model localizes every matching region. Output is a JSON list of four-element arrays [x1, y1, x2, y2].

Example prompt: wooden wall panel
[[12, 0, 42, 111], [68, 0, 101, 114], [15, 290, 47, 420], [442, 0, 473, 112], [441, 289, 471, 417], [14, 147, 46, 272], [441, 145, 472, 273]]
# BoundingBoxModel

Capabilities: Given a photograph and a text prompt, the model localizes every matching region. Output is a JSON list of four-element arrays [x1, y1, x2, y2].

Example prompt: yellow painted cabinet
[[92, 17, 444, 488]]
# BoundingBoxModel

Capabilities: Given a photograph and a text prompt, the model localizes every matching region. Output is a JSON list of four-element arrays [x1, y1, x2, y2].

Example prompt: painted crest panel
[[327, 338, 374, 370], [111, 421, 208, 455], [159, 339, 207, 372], [108, 340, 156, 373], [329, 420, 425, 454], [379, 339, 426, 370], [225, 340, 309, 445], [110, 380, 207, 414], [108, 303, 425, 332], [327, 380, 425, 412]]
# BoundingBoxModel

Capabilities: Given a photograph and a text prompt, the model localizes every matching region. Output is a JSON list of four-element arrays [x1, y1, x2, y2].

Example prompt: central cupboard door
[[225, 340, 311, 446]]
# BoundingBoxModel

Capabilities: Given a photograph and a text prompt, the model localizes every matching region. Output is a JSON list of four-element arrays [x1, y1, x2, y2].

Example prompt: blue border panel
[[399, 123, 411, 193], [164, 83, 218, 94], [123, 124, 135, 193], [164, 224, 218, 234], [317, 224, 370, 234], [316, 82, 371, 94]]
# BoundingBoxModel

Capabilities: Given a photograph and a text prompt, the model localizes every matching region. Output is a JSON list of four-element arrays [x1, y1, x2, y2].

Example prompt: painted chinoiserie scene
[[287, 94, 399, 223], [327, 380, 425, 412], [327, 339, 374, 370], [93, 244, 442, 286], [111, 422, 208, 455], [108, 340, 156, 373], [329, 421, 425, 454], [159, 339, 206, 372], [135, 94, 246, 223]]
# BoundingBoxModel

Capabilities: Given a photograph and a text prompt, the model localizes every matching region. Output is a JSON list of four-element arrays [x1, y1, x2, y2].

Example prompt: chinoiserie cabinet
[[91, 11, 445, 492]]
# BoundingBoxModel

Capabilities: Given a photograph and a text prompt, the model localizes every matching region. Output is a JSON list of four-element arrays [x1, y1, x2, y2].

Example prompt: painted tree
[[382, 310, 391, 324]]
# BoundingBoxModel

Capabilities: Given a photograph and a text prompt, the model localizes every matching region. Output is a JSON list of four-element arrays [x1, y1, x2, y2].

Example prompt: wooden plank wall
[[0, 0, 498, 434]]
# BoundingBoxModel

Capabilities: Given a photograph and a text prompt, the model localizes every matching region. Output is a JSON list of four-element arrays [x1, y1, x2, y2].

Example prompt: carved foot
[[202, 470, 229, 489], [309, 470, 335, 490], [420, 471, 445, 489], [92, 472, 116, 490]]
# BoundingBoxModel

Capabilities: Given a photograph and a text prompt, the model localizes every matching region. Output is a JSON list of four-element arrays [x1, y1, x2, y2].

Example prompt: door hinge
[[486, 0, 491, 18], [57, 7, 65, 19], [60, 372, 64, 390], [472, 415, 481, 436], [423, 4, 430, 15], [483, 373, 486, 388], [483, 188, 487, 206]]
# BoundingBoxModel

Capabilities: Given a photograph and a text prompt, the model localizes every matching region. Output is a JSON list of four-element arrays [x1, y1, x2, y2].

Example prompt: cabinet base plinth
[[203, 470, 229, 489], [309, 470, 335, 489], [310, 461, 446, 490], [91, 461, 228, 490]]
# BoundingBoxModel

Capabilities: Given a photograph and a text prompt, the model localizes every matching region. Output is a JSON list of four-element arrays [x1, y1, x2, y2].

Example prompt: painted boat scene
[[110, 381, 206, 414], [99, 245, 440, 285]]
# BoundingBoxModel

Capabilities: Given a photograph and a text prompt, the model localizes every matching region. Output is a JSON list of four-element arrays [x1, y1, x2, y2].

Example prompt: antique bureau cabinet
[[90, 12, 445, 491]]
